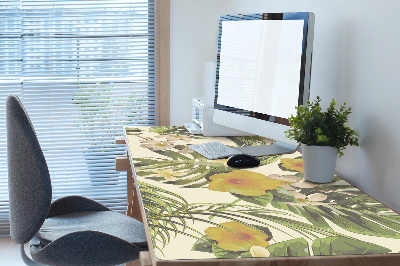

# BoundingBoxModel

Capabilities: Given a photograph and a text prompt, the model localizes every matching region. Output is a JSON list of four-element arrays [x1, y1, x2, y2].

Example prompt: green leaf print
[[312, 237, 391, 255], [148, 126, 206, 138], [271, 188, 298, 202], [133, 157, 231, 187], [127, 127, 400, 260], [191, 235, 215, 253], [267, 238, 310, 257], [240, 251, 253, 258], [252, 224, 273, 240], [211, 243, 242, 259], [125, 127, 142, 135], [318, 206, 400, 239], [227, 135, 272, 147], [270, 187, 297, 210], [287, 205, 332, 229], [155, 149, 193, 160], [233, 192, 274, 206]]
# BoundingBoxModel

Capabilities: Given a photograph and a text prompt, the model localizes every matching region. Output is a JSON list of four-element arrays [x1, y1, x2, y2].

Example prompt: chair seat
[[37, 211, 147, 248]]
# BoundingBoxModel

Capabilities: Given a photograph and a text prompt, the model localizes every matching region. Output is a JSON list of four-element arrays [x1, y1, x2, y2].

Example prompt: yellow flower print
[[152, 169, 183, 181], [280, 158, 304, 173], [204, 221, 270, 252], [208, 170, 282, 196]]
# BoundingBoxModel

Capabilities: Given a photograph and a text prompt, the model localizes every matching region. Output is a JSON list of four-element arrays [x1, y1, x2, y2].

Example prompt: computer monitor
[[213, 12, 315, 156]]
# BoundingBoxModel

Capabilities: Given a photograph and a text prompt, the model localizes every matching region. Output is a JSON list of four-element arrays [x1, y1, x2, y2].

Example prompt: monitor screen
[[213, 13, 314, 156], [217, 19, 304, 118]]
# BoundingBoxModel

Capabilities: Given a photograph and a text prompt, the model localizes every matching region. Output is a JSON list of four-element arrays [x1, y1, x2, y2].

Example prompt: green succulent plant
[[285, 96, 359, 157]]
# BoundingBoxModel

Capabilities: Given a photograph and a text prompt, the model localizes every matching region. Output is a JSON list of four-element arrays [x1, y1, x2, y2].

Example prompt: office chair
[[6, 94, 148, 265]]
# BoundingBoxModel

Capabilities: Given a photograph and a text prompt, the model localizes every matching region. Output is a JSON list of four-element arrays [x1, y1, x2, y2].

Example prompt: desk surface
[[124, 126, 400, 264]]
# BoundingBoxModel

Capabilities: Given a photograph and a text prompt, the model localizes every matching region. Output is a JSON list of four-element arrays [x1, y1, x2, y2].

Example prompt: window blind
[[0, 0, 159, 236]]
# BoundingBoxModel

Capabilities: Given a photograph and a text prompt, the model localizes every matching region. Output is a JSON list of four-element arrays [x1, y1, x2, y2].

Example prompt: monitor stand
[[232, 141, 298, 157]]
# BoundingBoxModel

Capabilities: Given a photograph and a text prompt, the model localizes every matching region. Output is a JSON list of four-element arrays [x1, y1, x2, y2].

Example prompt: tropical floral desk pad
[[125, 126, 400, 261]]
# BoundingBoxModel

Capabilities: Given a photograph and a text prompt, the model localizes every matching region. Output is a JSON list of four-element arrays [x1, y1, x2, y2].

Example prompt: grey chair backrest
[[7, 94, 52, 244]]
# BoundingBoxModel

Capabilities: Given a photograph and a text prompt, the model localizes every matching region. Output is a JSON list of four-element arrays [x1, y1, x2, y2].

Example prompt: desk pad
[[125, 126, 400, 260]]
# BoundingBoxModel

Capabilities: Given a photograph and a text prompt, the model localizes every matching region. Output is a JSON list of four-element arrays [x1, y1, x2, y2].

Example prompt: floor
[[0, 237, 25, 266]]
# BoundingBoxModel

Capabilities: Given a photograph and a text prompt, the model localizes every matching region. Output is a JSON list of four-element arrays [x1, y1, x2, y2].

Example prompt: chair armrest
[[47, 195, 110, 218]]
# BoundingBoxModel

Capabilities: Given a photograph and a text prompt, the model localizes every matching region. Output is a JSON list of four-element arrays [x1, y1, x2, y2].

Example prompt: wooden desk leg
[[115, 155, 143, 222], [124, 252, 151, 266], [139, 252, 152, 266], [128, 170, 143, 223], [126, 169, 134, 218], [124, 259, 140, 266]]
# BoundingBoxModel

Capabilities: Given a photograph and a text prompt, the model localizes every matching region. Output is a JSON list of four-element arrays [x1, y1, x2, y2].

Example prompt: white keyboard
[[188, 142, 243, 160]]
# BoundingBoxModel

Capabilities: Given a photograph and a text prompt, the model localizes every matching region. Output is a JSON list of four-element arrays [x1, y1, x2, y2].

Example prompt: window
[[0, 0, 169, 236]]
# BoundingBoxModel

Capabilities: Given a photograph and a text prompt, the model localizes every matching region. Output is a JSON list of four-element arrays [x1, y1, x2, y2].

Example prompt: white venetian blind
[[0, 0, 159, 236]]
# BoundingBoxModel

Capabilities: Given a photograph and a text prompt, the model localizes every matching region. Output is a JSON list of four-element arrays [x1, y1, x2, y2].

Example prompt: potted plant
[[285, 96, 359, 183]]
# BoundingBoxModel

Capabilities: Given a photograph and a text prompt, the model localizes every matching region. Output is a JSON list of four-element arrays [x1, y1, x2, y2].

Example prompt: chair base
[[20, 244, 45, 266]]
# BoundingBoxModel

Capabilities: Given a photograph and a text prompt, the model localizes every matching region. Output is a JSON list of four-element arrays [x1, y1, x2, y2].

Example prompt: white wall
[[170, 0, 228, 124], [170, 0, 400, 212]]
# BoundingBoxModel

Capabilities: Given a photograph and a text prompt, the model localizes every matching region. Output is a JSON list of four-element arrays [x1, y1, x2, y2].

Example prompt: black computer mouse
[[227, 154, 260, 168]]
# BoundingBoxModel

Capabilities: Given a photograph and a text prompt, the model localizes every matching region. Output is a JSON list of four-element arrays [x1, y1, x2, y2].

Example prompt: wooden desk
[[120, 126, 400, 266]]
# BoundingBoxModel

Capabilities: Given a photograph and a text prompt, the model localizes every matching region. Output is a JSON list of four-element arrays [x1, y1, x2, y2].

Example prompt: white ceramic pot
[[301, 144, 338, 183]]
